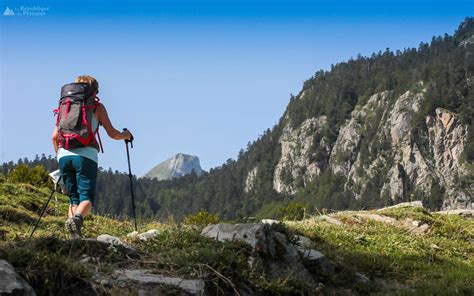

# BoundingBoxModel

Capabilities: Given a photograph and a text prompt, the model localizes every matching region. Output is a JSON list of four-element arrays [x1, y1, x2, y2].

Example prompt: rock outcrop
[[244, 165, 259, 193], [110, 269, 205, 295], [330, 91, 391, 177], [426, 108, 471, 209], [201, 223, 335, 288], [273, 116, 329, 194], [271, 88, 472, 209]]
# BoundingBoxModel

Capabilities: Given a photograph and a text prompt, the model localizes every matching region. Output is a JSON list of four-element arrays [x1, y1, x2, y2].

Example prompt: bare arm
[[52, 126, 59, 155], [96, 103, 131, 140]]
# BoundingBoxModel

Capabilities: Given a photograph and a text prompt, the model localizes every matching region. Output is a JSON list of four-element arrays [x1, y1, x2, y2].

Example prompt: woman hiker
[[52, 75, 132, 238]]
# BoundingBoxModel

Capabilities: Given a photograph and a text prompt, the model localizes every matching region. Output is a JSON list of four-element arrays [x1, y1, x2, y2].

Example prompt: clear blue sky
[[0, 0, 472, 175]]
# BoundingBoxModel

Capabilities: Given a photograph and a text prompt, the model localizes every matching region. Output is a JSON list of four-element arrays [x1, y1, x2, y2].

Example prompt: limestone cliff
[[273, 116, 329, 194], [268, 89, 472, 210]]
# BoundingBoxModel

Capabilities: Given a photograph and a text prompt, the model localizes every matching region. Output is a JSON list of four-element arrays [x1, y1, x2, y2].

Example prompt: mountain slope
[[138, 18, 474, 220], [143, 153, 203, 181]]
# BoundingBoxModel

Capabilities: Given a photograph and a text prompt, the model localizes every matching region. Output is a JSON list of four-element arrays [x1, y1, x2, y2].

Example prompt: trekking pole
[[123, 128, 138, 232], [30, 175, 61, 238]]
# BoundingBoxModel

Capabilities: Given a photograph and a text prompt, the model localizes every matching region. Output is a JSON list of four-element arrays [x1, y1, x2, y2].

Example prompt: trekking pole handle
[[123, 128, 134, 148]]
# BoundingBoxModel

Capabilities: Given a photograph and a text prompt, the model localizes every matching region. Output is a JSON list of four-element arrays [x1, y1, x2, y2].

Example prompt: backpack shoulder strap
[[92, 97, 104, 153]]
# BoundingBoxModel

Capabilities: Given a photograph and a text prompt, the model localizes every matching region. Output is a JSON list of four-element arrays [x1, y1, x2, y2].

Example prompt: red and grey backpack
[[54, 82, 104, 152]]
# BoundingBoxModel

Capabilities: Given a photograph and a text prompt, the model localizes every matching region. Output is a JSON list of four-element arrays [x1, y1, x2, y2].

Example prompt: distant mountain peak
[[143, 153, 203, 181]]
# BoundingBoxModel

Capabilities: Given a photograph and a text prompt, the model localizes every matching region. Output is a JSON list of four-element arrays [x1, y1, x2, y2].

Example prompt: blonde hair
[[75, 75, 99, 94]]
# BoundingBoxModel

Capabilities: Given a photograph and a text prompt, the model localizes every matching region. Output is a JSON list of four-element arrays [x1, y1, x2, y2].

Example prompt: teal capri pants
[[58, 155, 98, 205]]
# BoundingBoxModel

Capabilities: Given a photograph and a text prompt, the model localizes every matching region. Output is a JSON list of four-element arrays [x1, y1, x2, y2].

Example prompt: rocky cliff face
[[143, 153, 203, 181], [267, 89, 472, 210], [426, 108, 470, 208], [273, 116, 329, 194]]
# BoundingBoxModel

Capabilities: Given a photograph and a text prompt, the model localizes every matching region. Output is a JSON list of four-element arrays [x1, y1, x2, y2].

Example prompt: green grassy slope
[[289, 207, 474, 294], [0, 180, 472, 295]]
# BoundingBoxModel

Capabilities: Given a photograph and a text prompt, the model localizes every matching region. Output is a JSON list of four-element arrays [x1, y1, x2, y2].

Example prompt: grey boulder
[[0, 259, 35, 296], [202, 223, 322, 287]]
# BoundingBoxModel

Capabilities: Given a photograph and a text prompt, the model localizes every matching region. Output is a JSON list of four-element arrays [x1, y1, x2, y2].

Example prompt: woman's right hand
[[122, 129, 132, 141]]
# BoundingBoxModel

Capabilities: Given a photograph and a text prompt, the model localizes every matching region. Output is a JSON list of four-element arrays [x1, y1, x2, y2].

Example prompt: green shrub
[[255, 200, 288, 220], [277, 202, 308, 221], [183, 210, 220, 226], [256, 201, 309, 221], [8, 164, 50, 187]]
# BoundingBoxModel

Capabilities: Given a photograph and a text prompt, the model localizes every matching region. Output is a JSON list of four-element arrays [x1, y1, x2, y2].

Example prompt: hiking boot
[[65, 215, 83, 238], [65, 218, 77, 238]]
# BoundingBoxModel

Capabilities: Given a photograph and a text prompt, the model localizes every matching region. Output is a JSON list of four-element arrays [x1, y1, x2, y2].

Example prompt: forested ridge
[[2, 18, 473, 221]]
